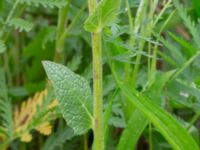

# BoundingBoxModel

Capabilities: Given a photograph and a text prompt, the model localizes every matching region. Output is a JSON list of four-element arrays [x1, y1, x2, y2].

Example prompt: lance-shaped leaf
[[43, 61, 93, 135], [119, 83, 199, 150], [84, 0, 121, 32], [117, 110, 148, 150]]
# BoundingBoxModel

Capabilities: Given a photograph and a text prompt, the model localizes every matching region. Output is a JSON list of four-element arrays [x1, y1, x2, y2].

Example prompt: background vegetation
[[0, 0, 200, 149]]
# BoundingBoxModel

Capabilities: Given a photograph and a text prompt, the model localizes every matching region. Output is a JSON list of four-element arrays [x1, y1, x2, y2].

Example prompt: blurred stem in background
[[54, 0, 71, 62]]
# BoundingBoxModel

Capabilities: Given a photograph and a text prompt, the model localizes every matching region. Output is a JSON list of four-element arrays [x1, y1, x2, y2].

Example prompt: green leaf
[[104, 89, 118, 148], [67, 55, 82, 71], [193, 0, 200, 17], [173, 0, 200, 48], [7, 18, 33, 32], [168, 32, 196, 58], [0, 69, 13, 139], [19, 0, 67, 8], [118, 83, 199, 150], [42, 127, 74, 150], [117, 110, 148, 150], [42, 61, 93, 135], [84, 0, 121, 32]]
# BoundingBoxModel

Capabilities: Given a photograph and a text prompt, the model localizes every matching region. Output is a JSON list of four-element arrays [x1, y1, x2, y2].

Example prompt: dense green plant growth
[[0, 0, 200, 150]]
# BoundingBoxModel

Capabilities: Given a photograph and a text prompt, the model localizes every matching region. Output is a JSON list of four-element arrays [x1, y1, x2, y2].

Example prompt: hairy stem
[[88, 0, 104, 149], [92, 32, 103, 150]]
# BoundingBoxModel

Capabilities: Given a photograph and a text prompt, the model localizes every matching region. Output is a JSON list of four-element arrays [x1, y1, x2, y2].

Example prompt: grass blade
[[117, 110, 148, 150], [118, 83, 199, 150]]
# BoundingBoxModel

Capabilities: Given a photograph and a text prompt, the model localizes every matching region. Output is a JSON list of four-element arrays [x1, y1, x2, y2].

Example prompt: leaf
[[173, 0, 200, 48], [104, 89, 118, 148], [0, 69, 13, 139], [84, 0, 121, 32], [7, 18, 33, 32], [193, 0, 200, 17], [67, 55, 82, 71], [42, 61, 93, 135], [36, 122, 52, 136], [42, 127, 74, 150], [19, 0, 67, 8], [20, 132, 32, 142], [146, 70, 176, 104], [117, 110, 148, 150], [168, 32, 196, 58], [14, 89, 55, 132], [0, 40, 6, 53], [119, 83, 199, 150]]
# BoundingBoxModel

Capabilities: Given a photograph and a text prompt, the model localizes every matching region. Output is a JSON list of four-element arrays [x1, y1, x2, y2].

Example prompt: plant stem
[[59, 2, 87, 44], [149, 123, 153, 150], [54, 0, 71, 62], [3, 0, 20, 32], [187, 111, 200, 131], [92, 32, 104, 150], [84, 134, 89, 150], [131, 0, 147, 86], [88, 0, 104, 149], [125, 0, 134, 82]]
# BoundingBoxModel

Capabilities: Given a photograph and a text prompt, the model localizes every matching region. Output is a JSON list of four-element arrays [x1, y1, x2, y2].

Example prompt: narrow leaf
[[43, 61, 93, 135], [119, 83, 199, 150], [168, 32, 196, 57], [117, 110, 148, 150]]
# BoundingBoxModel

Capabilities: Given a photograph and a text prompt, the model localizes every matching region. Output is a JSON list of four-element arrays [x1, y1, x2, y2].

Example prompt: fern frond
[[0, 100, 13, 139], [173, 0, 200, 48], [14, 89, 58, 142], [36, 122, 52, 136], [7, 18, 33, 32], [0, 69, 13, 139], [0, 127, 6, 141], [19, 0, 67, 8], [0, 40, 6, 53], [20, 132, 32, 142]]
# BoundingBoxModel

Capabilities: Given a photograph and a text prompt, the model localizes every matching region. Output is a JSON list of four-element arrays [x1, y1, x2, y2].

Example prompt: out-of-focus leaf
[[7, 18, 33, 32]]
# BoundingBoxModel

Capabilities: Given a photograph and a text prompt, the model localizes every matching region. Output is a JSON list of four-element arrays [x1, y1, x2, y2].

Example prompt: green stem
[[150, 10, 176, 84], [3, 0, 20, 32], [58, 2, 87, 44], [1, 0, 21, 86], [125, 0, 134, 82], [187, 111, 200, 131], [54, 0, 71, 62], [147, 0, 153, 82], [170, 51, 200, 82], [131, 0, 147, 86], [149, 123, 153, 150], [84, 134, 89, 150], [88, 0, 104, 149], [92, 32, 104, 150]]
